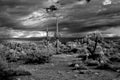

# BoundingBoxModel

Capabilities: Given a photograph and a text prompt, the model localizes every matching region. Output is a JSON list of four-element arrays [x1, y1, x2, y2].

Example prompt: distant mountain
[[0, 36, 120, 43], [105, 36, 120, 41]]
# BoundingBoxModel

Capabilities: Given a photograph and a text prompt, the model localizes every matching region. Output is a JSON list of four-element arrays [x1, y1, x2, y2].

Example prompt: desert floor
[[15, 54, 120, 80]]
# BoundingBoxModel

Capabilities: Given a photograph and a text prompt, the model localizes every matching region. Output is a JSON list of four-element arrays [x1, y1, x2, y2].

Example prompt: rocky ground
[[14, 54, 120, 80]]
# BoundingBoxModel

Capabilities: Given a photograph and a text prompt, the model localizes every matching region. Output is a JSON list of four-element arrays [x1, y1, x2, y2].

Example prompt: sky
[[0, 0, 120, 38]]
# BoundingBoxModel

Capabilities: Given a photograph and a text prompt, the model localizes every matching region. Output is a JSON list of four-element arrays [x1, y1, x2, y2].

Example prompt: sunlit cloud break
[[44, 0, 59, 7], [103, 0, 112, 5], [18, 9, 48, 26], [105, 33, 117, 37], [10, 30, 54, 38]]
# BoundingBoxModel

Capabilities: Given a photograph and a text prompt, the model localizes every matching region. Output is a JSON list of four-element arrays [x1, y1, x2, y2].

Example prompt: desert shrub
[[0, 55, 16, 80], [5, 48, 51, 64], [20, 52, 51, 64], [0, 48, 32, 79], [0, 41, 52, 64], [71, 62, 88, 70], [0, 42, 33, 80]]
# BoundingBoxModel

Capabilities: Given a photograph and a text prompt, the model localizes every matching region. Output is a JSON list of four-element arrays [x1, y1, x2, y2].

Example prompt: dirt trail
[[17, 54, 120, 80]]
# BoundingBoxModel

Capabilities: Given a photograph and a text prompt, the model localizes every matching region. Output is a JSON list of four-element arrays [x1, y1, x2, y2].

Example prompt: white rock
[[75, 64, 79, 68]]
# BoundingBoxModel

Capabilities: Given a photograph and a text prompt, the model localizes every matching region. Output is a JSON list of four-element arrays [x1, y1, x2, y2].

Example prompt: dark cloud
[[40, 12, 120, 33], [1, 0, 120, 38], [0, 0, 46, 29]]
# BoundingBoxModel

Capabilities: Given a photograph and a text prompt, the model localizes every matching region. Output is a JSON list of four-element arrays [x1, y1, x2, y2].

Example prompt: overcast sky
[[0, 0, 120, 38]]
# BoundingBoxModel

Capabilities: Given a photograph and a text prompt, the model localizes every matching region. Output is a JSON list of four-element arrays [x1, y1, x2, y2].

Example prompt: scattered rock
[[85, 60, 99, 66], [79, 70, 90, 74], [116, 70, 120, 73], [74, 63, 88, 70], [74, 70, 79, 73], [17, 78, 21, 80], [75, 64, 79, 68], [51, 63, 55, 66], [57, 71, 63, 75], [74, 74, 78, 78], [94, 72, 99, 75], [67, 71, 71, 73]]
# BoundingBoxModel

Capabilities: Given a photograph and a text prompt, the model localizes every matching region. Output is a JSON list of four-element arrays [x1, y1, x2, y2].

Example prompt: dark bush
[[0, 56, 18, 80], [109, 55, 120, 62], [0, 54, 31, 80], [96, 63, 120, 72], [21, 52, 51, 64]]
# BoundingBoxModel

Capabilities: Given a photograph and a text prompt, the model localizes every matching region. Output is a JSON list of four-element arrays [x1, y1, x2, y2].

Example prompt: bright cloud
[[10, 30, 54, 38], [18, 9, 48, 26], [103, 0, 112, 5], [105, 33, 116, 37], [104, 27, 120, 37], [10, 30, 25, 38], [43, 0, 59, 8], [76, 0, 88, 5]]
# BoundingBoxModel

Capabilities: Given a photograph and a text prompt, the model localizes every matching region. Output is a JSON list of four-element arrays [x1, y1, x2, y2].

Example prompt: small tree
[[84, 31, 104, 59]]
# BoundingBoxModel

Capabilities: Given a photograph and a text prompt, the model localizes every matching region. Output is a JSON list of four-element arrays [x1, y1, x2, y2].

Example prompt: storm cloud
[[0, 0, 120, 38]]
